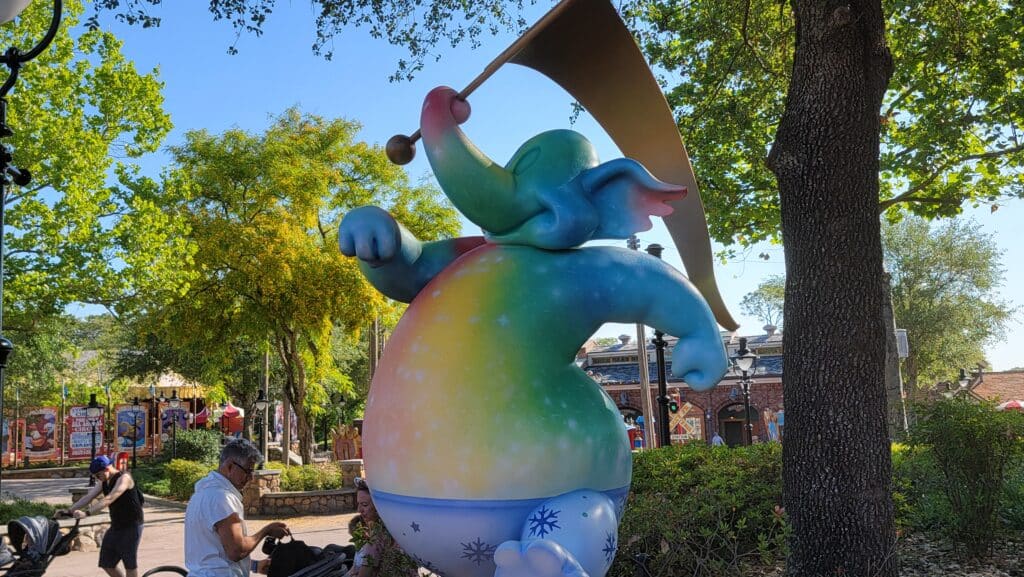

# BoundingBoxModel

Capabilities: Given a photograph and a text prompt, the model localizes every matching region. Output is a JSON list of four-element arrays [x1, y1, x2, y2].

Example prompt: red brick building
[[580, 330, 784, 447]]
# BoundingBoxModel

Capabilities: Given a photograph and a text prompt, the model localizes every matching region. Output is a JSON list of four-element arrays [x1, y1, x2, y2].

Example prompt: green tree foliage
[[127, 109, 458, 461], [0, 0, 175, 408], [739, 275, 785, 330], [630, 0, 1023, 251], [883, 217, 1015, 391], [92, 1, 1024, 251]]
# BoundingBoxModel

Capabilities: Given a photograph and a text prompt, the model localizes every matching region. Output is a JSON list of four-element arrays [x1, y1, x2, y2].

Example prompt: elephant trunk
[[420, 87, 540, 234]]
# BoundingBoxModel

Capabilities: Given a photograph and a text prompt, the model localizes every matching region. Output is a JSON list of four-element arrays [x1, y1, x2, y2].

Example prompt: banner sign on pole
[[116, 403, 149, 455], [24, 407, 58, 461], [68, 405, 105, 460]]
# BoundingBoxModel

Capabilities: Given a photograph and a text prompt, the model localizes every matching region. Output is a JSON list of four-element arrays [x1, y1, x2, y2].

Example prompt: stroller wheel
[[141, 566, 187, 577]]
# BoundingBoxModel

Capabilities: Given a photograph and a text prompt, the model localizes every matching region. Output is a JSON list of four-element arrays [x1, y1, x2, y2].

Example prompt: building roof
[[586, 355, 783, 385], [971, 370, 1024, 402]]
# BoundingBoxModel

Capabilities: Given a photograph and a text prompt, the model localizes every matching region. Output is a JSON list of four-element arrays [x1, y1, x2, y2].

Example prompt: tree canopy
[[0, 0, 173, 403], [739, 275, 785, 330], [125, 109, 459, 460], [883, 216, 1014, 391], [92, 0, 1024, 255]]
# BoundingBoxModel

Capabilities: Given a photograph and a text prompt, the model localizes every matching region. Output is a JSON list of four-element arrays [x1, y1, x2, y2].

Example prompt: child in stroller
[[0, 515, 80, 577]]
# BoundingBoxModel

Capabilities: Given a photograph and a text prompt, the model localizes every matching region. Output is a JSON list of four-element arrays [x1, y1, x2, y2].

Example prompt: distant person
[[711, 432, 725, 446], [58, 455, 145, 577], [184, 438, 289, 577]]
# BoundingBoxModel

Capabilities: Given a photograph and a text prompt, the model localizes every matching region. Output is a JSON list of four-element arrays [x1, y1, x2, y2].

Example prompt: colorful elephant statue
[[338, 86, 728, 577]]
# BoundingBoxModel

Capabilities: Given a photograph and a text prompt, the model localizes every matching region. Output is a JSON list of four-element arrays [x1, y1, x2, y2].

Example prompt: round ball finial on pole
[[386, 134, 416, 165]]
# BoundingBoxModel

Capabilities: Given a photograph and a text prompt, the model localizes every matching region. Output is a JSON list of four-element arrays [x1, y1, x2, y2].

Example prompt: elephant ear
[[578, 158, 687, 239]]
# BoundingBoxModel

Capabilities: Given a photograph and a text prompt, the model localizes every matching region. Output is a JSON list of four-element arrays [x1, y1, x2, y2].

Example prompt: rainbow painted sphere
[[364, 243, 631, 501]]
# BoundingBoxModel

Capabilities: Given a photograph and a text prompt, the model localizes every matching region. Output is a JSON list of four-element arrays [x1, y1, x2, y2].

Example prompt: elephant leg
[[493, 490, 619, 577]]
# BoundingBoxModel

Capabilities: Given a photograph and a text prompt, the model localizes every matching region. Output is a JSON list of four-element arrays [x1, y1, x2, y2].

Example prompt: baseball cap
[[89, 455, 112, 474]]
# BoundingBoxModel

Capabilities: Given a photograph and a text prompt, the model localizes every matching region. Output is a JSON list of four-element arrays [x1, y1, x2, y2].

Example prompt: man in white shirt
[[184, 439, 289, 577]]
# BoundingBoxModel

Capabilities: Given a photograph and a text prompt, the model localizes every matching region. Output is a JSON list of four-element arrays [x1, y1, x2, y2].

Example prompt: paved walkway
[[3, 478, 358, 577]]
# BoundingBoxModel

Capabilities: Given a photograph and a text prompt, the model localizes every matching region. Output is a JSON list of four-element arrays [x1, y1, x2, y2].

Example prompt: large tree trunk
[[277, 330, 316, 463], [767, 2, 897, 576]]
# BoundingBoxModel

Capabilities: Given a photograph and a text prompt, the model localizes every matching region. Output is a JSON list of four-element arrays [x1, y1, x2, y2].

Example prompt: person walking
[[711, 431, 725, 446], [184, 438, 289, 577], [58, 456, 145, 577]]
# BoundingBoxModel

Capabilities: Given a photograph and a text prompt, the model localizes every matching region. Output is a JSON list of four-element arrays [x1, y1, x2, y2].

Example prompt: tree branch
[[878, 143, 1024, 210]]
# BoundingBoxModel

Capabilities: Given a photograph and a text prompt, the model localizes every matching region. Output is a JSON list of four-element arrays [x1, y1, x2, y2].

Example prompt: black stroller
[[142, 536, 353, 577], [0, 516, 80, 577]]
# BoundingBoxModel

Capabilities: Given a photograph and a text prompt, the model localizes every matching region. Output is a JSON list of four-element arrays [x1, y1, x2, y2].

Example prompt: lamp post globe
[[730, 337, 759, 446], [130, 396, 142, 470], [168, 390, 180, 459], [86, 393, 102, 485]]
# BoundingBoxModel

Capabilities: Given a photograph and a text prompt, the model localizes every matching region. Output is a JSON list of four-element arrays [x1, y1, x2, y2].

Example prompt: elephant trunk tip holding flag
[[337, 2, 731, 576]]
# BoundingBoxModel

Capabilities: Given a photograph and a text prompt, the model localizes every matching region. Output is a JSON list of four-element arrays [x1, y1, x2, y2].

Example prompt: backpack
[[267, 537, 319, 577]]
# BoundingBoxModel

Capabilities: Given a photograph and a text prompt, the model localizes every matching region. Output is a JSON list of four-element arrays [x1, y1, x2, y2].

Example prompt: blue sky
[[76, 2, 1022, 371]]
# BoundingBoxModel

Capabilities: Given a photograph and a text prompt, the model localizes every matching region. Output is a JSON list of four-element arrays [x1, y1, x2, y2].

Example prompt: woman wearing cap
[[57, 455, 145, 577]]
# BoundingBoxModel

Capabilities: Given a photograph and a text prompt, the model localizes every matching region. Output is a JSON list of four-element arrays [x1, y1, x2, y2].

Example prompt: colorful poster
[[160, 405, 188, 445], [116, 404, 149, 455], [24, 408, 58, 461], [68, 405, 105, 460]]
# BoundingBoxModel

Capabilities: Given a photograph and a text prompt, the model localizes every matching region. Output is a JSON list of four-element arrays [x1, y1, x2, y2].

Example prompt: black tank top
[[102, 472, 144, 528]]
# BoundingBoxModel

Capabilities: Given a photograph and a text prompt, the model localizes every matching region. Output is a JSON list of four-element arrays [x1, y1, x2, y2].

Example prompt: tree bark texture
[[767, 1, 896, 575]]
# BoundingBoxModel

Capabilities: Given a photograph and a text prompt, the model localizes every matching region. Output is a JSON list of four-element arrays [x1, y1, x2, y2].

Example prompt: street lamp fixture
[[86, 393, 102, 486], [130, 397, 142, 470], [644, 243, 673, 448], [730, 337, 759, 446], [168, 390, 179, 459], [0, 0, 62, 504], [254, 388, 269, 412]]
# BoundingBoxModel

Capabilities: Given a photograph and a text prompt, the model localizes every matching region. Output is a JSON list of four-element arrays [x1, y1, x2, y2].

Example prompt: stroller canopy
[[7, 516, 60, 559]]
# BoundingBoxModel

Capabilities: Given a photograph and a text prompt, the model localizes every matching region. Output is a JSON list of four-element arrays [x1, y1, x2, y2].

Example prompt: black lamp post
[[644, 243, 672, 448], [0, 0, 62, 500], [130, 397, 141, 469], [730, 337, 759, 446], [253, 388, 269, 464], [168, 390, 180, 459], [86, 393, 102, 486]]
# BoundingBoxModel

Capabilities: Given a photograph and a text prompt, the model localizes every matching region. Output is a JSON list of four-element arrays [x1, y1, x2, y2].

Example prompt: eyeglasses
[[232, 461, 254, 477]]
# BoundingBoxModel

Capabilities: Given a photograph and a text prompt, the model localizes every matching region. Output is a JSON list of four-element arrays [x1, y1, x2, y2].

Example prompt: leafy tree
[[0, 0, 175, 405], [884, 217, 1014, 393], [127, 109, 458, 461], [739, 275, 785, 330]]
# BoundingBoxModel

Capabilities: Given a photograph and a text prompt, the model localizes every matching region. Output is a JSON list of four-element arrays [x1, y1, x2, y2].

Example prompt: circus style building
[[580, 329, 784, 447]]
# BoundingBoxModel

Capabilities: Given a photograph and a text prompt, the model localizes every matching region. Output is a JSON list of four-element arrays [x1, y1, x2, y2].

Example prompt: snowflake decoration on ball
[[528, 506, 561, 538], [603, 531, 618, 563], [460, 537, 497, 565]]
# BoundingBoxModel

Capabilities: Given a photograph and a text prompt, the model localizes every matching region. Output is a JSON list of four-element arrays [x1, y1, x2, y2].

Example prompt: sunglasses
[[232, 461, 255, 477]]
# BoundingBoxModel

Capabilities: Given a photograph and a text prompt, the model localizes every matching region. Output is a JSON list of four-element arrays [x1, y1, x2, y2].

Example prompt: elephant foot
[[493, 539, 588, 577]]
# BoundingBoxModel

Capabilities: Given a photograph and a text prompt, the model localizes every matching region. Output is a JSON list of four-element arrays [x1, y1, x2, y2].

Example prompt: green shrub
[[999, 458, 1024, 531], [609, 443, 788, 577], [0, 498, 57, 522], [909, 398, 1024, 558], [170, 428, 223, 465], [891, 443, 954, 532], [131, 462, 172, 497], [166, 459, 216, 501], [278, 463, 342, 492]]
